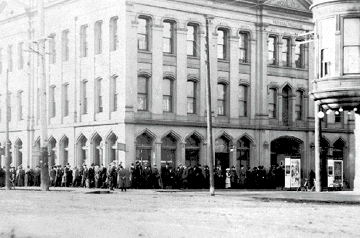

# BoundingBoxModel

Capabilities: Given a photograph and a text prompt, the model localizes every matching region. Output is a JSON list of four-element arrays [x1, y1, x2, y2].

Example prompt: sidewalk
[[4, 186, 360, 204]]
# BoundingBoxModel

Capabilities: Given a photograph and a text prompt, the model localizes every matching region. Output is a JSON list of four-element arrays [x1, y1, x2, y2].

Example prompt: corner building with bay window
[[0, 0, 357, 188]]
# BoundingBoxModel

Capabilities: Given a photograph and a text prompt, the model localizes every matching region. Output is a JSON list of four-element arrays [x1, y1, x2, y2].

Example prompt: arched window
[[80, 25, 88, 57], [81, 80, 88, 115], [187, 23, 198, 56], [111, 76, 118, 112], [217, 28, 228, 60], [92, 134, 102, 166], [268, 35, 277, 65], [94, 20, 103, 55], [161, 134, 177, 168], [333, 139, 345, 160], [217, 83, 227, 115], [295, 38, 305, 68], [238, 85, 248, 117], [282, 86, 292, 126], [109, 17, 118, 52], [187, 81, 196, 114], [163, 78, 173, 112], [268, 88, 277, 119], [237, 137, 251, 170], [185, 135, 201, 167], [163, 20, 175, 54], [136, 133, 154, 166], [138, 76, 148, 111], [282, 37, 291, 67], [96, 78, 103, 113], [239, 32, 249, 63], [138, 17, 150, 51]]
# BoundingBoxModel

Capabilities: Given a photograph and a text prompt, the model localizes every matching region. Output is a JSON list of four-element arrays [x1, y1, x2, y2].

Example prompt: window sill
[[163, 53, 176, 57], [239, 61, 250, 65], [218, 59, 230, 63], [187, 56, 200, 60], [138, 50, 152, 54]]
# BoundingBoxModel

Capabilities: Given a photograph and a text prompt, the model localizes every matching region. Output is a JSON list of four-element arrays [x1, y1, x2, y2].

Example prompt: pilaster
[[229, 35, 239, 120], [176, 23, 188, 118], [155, 142, 162, 169]]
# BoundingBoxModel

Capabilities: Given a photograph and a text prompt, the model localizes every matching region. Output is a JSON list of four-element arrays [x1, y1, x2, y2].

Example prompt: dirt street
[[0, 189, 359, 238]]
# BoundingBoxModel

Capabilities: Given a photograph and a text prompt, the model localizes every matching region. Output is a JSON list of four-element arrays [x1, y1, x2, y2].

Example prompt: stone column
[[176, 23, 188, 118], [155, 142, 162, 170], [151, 20, 164, 118], [180, 142, 186, 167], [353, 113, 360, 193]]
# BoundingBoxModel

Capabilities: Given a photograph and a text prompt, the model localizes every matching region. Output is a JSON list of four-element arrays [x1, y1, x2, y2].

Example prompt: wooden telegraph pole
[[315, 102, 322, 192], [5, 69, 11, 190], [38, 0, 49, 191], [205, 16, 215, 196]]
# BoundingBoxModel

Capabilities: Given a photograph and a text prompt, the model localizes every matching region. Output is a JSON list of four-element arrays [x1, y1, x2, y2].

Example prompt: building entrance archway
[[215, 136, 230, 169], [271, 136, 303, 167]]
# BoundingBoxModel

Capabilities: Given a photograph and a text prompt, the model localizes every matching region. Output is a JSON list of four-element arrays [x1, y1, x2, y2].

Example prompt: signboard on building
[[285, 157, 301, 188]]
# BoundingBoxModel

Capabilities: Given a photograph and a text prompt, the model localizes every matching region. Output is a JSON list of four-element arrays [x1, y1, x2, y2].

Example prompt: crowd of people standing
[[0, 162, 286, 190]]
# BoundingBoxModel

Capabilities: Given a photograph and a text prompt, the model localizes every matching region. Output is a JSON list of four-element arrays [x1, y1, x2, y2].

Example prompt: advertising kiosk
[[285, 157, 301, 189], [327, 159, 343, 188]]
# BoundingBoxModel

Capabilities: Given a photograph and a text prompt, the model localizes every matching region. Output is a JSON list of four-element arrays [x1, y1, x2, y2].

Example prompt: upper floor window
[[217, 83, 227, 115], [268, 88, 277, 119], [111, 76, 118, 112], [137, 76, 148, 111], [268, 36, 277, 65], [110, 17, 118, 52], [335, 111, 343, 123], [8, 45, 13, 72], [18, 91, 23, 121], [80, 25, 88, 57], [295, 39, 305, 68], [96, 78, 103, 113], [49, 34, 56, 64], [63, 84, 69, 117], [138, 17, 150, 51], [81, 81, 88, 115], [18, 42, 24, 69], [163, 21, 175, 54], [187, 81, 196, 114], [319, 18, 335, 77], [217, 29, 228, 60], [295, 90, 304, 120], [344, 18, 360, 74], [282, 38, 291, 67], [62, 30, 69, 62], [94, 21, 103, 55], [50, 86, 56, 118], [187, 24, 198, 56], [239, 32, 249, 63], [238, 85, 248, 117], [163, 78, 173, 112]]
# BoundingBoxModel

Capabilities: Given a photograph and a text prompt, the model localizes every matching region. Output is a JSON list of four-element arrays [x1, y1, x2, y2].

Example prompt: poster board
[[285, 157, 301, 188], [328, 159, 343, 187]]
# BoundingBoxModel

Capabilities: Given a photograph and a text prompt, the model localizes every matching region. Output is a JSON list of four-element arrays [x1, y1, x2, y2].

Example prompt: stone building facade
[[0, 0, 356, 188]]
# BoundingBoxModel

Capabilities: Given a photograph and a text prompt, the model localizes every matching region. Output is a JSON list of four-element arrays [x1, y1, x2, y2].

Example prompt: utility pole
[[38, 0, 49, 191], [315, 102, 322, 192], [5, 69, 11, 190], [205, 16, 215, 196]]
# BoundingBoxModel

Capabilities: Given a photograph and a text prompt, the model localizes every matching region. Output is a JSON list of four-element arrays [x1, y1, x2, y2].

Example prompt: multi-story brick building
[[0, 0, 356, 188]]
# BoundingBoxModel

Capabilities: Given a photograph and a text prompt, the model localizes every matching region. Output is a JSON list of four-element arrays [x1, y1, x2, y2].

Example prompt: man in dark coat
[[107, 163, 117, 191], [88, 163, 95, 188], [161, 163, 170, 189], [230, 166, 238, 189], [151, 165, 160, 189], [34, 166, 41, 187], [142, 164, 152, 189], [49, 166, 56, 187], [118, 166, 130, 191], [100, 164, 107, 188]]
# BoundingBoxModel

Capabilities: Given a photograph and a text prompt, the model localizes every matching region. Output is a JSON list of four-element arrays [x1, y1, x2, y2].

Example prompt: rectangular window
[[295, 91, 303, 120], [238, 85, 247, 117], [49, 35, 56, 64], [82, 81, 88, 114], [94, 21, 102, 55], [8, 45, 13, 72], [97, 79, 103, 113], [282, 38, 291, 67], [18, 91, 23, 121], [295, 39, 305, 68], [18, 42, 24, 69], [239, 32, 248, 63], [268, 36, 276, 65], [217, 29, 227, 60], [62, 30, 69, 62], [110, 17, 118, 52], [344, 18, 360, 74], [268, 88, 277, 119], [187, 81, 196, 114], [217, 84, 226, 115], [50, 86, 56, 118], [111, 77, 118, 112], [137, 76, 148, 111], [80, 25, 88, 57], [138, 18, 149, 51], [163, 78, 173, 112], [320, 18, 335, 77], [63, 84, 69, 117], [163, 21, 174, 54], [187, 24, 197, 56], [335, 112, 343, 123]]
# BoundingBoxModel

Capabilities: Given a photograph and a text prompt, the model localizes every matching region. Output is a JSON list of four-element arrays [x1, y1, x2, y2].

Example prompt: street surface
[[0, 188, 359, 238]]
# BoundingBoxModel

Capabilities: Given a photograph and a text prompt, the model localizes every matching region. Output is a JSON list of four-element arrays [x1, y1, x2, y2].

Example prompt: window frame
[[163, 20, 175, 54], [282, 37, 291, 67], [94, 20, 103, 55], [50, 85, 56, 118], [187, 80, 197, 114], [217, 83, 227, 116], [63, 83, 69, 117], [163, 78, 174, 113], [295, 90, 304, 121], [61, 30, 69, 62], [96, 78, 103, 113], [238, 84, 248, 117], [342, 17, 360, 74], [268, 35, 277, 65], [138, 16, 150, 51], [80, 25, 88, 57], [81, 80, 88, 115], [239, 32, 249, 63], [295, 38, 305, 69], [111, 76, 118, 112], [217, 28, 228, 60], [137, 76, 149, 111], [268, 87, 277, 119], [110, 16, 118, 52], [187, 23, 198, 57], [18, 42, 24, 69]]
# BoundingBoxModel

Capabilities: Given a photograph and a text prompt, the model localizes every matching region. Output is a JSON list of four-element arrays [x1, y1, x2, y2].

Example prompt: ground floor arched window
[[161, 134, 177, 168], [48, 138, 56, 167], [60, 136, 68, 166], [92, 134, 102, 166], [237, 137, 250, 170], [77, 135, 88, 166], [185, 135, 200, 167], [136, 133, 153, 167], [215, 136, 230, 169], [107, 133, 118, 166]]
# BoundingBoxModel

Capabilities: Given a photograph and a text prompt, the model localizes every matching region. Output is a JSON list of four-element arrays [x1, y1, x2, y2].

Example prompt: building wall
[[0, 0, 356, 187]]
